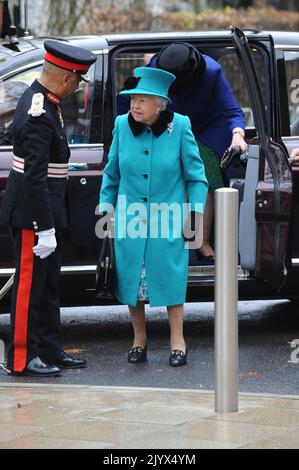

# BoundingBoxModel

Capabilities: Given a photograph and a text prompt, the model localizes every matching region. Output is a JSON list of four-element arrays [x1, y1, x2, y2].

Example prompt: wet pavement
[[1, 300, 299, 449], [1, 300, 299, 395], [0, 383, 299, 449]]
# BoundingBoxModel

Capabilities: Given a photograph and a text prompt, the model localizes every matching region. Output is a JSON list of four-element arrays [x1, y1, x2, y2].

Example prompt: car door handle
[[68, 163, 88, 171]]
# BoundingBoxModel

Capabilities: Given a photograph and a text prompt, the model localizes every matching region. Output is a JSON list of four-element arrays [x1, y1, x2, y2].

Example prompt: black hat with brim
[[44, 39, 97, 82], [156, 42, 205, 86]]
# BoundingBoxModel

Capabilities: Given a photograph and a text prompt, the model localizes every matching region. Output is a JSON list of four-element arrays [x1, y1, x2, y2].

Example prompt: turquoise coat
[[99, 111, 208, 307]]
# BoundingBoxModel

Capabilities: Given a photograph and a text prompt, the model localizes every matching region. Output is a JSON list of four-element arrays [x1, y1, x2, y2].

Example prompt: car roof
[[103, 30, 299, 45], [2, 30, 299, 50], [0, 35, 105, 55], [0, 30, 298, 78], [0, 35, 107, 77]]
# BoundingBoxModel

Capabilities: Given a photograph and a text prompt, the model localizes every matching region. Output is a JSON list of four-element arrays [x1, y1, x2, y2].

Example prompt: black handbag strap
[[108, 233, 115, 265], [96, 230, 115, 299]]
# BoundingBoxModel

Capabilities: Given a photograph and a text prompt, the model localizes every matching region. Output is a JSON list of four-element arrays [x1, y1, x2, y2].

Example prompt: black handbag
[[95, 231, 116, 300]]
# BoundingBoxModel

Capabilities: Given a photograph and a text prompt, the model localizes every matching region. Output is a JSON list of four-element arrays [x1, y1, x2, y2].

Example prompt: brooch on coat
[[27, 93, 46, 117], [167, 122, 174, 136]]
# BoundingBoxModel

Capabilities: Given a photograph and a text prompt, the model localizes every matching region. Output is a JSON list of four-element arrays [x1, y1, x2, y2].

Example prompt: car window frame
[[277, 45, 299, 139]]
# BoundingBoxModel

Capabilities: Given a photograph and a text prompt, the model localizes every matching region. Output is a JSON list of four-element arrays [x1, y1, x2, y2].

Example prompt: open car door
[[232, 26, 292, 289]]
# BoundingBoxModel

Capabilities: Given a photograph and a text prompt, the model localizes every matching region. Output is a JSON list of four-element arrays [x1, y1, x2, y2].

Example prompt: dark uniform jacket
[[0, 80, 70, 232]]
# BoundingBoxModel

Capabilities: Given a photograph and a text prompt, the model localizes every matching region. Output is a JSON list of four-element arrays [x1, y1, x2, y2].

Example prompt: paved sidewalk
[[0, 383, 299, 449]]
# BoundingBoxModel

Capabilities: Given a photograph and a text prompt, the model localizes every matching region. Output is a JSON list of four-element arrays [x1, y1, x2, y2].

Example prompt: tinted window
[[114, 52, 150, 92], [217, 48, 253, 129], [284, 50, 299, 136], [216, 46, 267, 131], [0, 63, 96, 145]]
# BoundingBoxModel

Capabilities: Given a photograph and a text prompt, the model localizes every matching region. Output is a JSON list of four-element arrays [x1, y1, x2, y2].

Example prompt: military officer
[[0, 40, 96, 376]]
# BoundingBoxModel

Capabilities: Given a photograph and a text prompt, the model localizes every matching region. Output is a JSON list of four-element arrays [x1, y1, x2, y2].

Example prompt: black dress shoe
[[52, 352, 87, 369], [10, 357, 61, 377], [202, 255, 215, 266], [169, 349, 187, 367], [128, 346, 147, 363], [196, 252, 215, 265]]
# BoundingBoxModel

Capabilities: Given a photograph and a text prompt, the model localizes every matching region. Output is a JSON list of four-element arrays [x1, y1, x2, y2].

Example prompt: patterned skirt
[[137, 260, 149, 301], [197, 140, 224, 192]]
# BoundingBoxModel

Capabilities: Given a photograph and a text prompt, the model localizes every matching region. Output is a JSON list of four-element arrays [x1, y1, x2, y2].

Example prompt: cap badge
[[28, 93, 46, 117]]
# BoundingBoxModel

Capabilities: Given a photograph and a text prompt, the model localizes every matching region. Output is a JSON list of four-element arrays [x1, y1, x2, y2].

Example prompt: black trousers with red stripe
[[7, 228, 63, 372]]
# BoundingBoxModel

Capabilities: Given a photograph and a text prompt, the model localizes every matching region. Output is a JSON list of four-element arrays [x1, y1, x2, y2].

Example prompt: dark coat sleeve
[[22, 114, 55, 231]]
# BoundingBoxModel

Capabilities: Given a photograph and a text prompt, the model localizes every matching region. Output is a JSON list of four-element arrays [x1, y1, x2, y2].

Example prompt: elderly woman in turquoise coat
[[99, 67, 208, 366]]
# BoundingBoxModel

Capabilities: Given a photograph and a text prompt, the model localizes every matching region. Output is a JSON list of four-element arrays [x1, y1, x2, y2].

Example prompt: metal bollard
[[214, 188, 239, 413]]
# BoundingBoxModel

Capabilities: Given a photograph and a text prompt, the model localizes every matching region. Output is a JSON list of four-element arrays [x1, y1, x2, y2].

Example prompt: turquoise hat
[[119, 66, 175, 103]]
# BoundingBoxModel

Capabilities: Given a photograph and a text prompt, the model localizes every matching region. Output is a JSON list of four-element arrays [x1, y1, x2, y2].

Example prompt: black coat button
[[144, 150, 149, 155], [143, 197, 148, 202], [143, 174, 148, 179]]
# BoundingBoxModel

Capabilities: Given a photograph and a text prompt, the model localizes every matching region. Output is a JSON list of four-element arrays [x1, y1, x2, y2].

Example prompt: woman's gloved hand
[[100, 211, 108, 231], [33, 228, 57, 259], [183, 211, 203, 248], [183, 211, 196, 242], [99, 211, 115, 237]]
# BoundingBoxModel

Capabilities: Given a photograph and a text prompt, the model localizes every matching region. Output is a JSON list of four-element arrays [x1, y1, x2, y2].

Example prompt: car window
[[217, 49, 253, 130], [114, 52, 150, 93], [217, 47, 268, 132], [284, 50, 299, 136], [0, 63, 96, 146]]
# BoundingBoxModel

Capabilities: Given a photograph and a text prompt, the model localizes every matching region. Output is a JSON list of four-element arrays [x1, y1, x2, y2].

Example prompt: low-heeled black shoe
[[128, 346, 147, 363], [196, 252, 215, 266], [169, 349, 187, 367], [52, 351, 87, 369], [202, 255, 215, 266], [10, 357, 61, 377]]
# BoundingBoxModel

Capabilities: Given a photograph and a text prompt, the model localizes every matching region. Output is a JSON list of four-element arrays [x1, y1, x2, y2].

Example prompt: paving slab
[[0, 383, 299, 449]]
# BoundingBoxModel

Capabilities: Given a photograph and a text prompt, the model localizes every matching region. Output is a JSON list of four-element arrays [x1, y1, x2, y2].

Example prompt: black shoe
[[169, 349, 187, 367], [128, 346, 147, 363], [196, 252, 215, 265], [10, 357, 61, 377], [52, 352, 87, 369]]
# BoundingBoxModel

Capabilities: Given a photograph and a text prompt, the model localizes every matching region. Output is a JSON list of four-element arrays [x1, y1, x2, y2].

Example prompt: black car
[[1, 27, 299, 312]]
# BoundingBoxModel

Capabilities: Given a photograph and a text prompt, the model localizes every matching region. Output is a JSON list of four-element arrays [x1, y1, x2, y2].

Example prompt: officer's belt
[[12, 155, 68, 178]]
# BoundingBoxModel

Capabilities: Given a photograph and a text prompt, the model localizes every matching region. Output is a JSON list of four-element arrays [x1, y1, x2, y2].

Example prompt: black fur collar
[[128, 109, 174, 137]]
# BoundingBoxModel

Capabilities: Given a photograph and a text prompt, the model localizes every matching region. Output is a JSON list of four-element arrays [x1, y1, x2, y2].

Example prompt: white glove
[[33, 228, 57, 259]]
